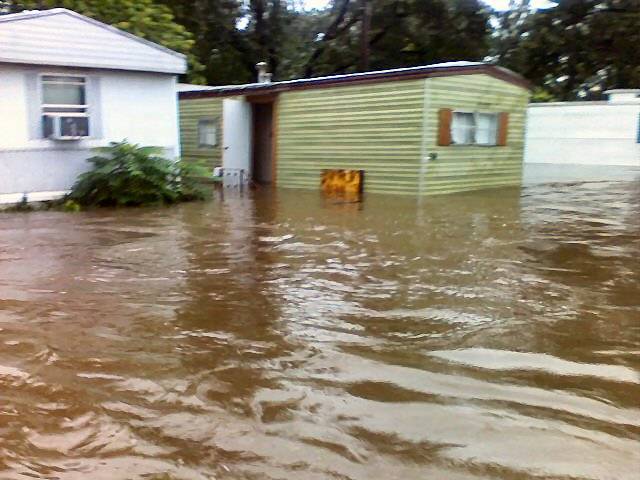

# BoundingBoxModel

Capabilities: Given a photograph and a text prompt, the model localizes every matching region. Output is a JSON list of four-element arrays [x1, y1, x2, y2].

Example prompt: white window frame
[[451, 111, 499, 146], [197, 118, 218, 148], [40, 73, 88, 118]]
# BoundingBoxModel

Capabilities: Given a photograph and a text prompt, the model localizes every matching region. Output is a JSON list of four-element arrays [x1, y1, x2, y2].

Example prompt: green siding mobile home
[[179, 97, 223, 171], [178, 62, 530, 195]]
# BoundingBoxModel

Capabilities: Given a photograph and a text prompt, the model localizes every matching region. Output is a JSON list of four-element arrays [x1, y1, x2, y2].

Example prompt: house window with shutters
[[438, 108, 509, 147]]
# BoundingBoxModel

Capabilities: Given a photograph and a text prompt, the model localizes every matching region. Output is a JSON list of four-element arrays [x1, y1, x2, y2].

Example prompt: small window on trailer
[[438, 109, 509, 147], [198, 119, 218, 148]]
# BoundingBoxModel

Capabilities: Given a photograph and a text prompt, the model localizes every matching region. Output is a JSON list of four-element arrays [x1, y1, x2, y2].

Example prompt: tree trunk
[[359, 0, 372, 71]]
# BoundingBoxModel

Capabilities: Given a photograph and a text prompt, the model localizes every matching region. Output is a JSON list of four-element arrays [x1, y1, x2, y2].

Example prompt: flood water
[[1, 181, 639, 480]]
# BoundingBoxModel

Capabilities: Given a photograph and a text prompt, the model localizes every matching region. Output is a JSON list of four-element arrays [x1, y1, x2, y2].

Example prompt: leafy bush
[[69, 141, 208, 207]]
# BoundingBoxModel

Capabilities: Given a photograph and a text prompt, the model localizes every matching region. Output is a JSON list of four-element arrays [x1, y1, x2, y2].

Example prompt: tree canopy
[[492, 0, 640, 100], [3, 0, 205, 82], [2, 0, 638, 99]]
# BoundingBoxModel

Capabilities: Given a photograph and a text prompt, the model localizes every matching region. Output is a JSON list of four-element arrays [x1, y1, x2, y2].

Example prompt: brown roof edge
[[179, 64, 531, 100]]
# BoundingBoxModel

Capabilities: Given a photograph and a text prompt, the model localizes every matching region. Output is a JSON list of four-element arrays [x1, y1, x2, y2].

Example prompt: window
[[474, 113, 499, 145], [451, 112, 475, 144], [451, 112, 499, 146], [42, 75, 87, 114], [198, 119, 217, 147], [41, 75, 89, 138]]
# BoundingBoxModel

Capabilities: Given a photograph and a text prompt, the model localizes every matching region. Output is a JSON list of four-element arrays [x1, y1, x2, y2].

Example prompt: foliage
[[492, 0, 640, 100], [530, 87, 556, 103], [155, 0, 491, 82], [3, 0, 638, 99], [157, 0, 314, 85], [63, 199, 81, 212], [3, 0, 205, 83], [68, 141, 208, 207]]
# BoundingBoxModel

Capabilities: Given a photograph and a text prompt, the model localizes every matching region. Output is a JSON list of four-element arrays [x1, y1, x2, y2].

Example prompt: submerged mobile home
[[179, 62, 530, 195], [0, 8, 186, 203]]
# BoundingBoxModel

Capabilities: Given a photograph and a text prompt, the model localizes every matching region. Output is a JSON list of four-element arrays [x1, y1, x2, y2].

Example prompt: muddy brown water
[[1, 182, 639, 480]]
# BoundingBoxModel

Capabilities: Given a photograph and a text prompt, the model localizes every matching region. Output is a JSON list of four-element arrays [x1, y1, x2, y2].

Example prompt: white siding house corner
[[0, 8, 187, 199]]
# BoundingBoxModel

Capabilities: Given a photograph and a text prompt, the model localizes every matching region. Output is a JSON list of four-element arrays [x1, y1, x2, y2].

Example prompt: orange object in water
[[321, 169, 364, 198]]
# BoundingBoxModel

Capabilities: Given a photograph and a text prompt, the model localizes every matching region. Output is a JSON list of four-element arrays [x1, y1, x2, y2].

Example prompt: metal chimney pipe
[[256, 62, 272, 84]]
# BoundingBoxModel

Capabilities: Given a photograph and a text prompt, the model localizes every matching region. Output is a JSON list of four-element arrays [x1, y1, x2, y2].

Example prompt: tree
[[156, 0, 252, 84], [159, 0, 315, 84], [493, 0, 640, 100], [3, 0, 205, 83], [303, 0, 491, 77]]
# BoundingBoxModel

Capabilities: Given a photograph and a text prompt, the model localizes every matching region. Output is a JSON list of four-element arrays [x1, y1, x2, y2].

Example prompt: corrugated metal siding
[[179, 97, 223, 171], [0, 11, 185, 74], [276, 80, 425, 195], [422, 74, 529, 194]]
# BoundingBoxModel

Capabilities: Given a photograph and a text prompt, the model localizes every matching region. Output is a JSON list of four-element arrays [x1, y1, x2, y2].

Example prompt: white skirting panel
[[0, 190, 69, 205], [0, 148, 92, 195]]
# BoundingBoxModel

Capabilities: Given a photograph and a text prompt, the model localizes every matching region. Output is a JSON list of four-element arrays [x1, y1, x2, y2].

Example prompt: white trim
[[418, 78, 431, 196], [0, 190, 69, 205], [42, 112, 88, 117], [604, 89, 640, 95], [0, 57, 186, 75]]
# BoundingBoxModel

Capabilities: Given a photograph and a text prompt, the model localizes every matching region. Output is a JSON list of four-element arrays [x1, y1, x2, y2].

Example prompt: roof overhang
[[0, 8, 187, 75]]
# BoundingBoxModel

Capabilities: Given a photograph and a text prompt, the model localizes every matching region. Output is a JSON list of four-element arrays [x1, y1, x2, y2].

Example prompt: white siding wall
[[0, 65, 179, 152], [525, 102, 640, 166], [100, 72, 179, 152], [0, 67, 28, 146], [0, 64, 180, 195]]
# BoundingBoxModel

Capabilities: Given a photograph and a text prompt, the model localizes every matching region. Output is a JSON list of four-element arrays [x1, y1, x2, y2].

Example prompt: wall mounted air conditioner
[[43, 114, 90, 140]]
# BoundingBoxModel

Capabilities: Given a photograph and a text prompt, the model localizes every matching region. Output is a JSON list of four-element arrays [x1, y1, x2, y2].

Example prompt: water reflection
[[0, 181, 639, 479]]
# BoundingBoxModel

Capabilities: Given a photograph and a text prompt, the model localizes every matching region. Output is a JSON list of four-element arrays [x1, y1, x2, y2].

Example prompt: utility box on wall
[[321, 169, 364, 198]]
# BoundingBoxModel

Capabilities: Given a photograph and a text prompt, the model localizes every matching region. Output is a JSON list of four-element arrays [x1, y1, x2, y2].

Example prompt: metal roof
[[179, 62, 530, 99], [0, 8, 186, 74], [176, 83, 219, 93]]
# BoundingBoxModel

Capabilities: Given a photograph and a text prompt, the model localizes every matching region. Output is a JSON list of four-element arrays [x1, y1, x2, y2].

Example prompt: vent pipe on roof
[[256, 62, 272, 84], [605, 89, 640, 103]]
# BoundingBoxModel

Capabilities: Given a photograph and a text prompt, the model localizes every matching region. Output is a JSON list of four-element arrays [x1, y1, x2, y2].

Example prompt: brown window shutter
[[497, 112, 509, 146], [437, 108, 453, 146]]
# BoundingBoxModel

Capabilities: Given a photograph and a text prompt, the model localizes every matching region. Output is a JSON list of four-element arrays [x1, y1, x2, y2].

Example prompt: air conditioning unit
[[43, 115, 90, 140]]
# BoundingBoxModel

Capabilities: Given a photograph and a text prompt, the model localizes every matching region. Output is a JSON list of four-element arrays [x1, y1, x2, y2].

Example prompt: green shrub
[[69, 141, 208, 207], [63, 200, 81, 212]]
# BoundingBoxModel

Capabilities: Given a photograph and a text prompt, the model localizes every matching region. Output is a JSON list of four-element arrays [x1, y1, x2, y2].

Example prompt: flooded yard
[[1, 180, 639, 479]]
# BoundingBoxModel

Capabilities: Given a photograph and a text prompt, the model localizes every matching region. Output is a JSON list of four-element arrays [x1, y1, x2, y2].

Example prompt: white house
[[524, 89, 640, 183], [0, 8, 187, 203]]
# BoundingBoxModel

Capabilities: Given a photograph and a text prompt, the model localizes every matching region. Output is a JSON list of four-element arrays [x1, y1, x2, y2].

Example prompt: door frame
[[247, 94, 279, 186]]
